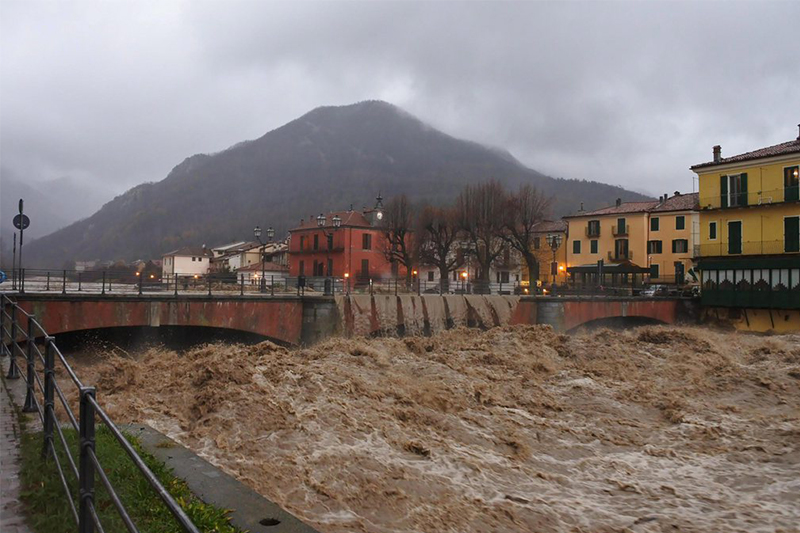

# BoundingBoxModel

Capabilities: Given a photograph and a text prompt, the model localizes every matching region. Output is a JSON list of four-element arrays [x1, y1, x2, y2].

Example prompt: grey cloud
[[1, 0, 799, 214]]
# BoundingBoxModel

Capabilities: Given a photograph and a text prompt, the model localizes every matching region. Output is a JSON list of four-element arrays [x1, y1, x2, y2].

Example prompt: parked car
[[641, 284, 669, 297]]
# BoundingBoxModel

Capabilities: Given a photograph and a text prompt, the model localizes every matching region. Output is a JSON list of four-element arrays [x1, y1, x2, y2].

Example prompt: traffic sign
[[13, 214, 30, 230]]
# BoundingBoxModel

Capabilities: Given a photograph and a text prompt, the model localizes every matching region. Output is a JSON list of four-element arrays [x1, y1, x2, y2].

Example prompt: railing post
[[240, 274, 244, 296], [42, 336, 55, 459], [79, 386, 96, 533], [101, 270, 106, 295], [23, 317, 36, 412], [46, 271, 51, 291], [271, 275, 274, 296], [6, 306, 20, 379], [78, 272, 82, 291], [20, 268, 25, 293], [174, 274, 178, 297], [0, 298, 5, 358], [108, 271, 112, 293], [207, 274, 212, 296], [138, 273, 143, 295], [62, 270, 67, 294]]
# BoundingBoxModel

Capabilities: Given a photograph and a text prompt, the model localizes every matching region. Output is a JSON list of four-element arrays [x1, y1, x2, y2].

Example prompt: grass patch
[[20, 425, 240, 533]]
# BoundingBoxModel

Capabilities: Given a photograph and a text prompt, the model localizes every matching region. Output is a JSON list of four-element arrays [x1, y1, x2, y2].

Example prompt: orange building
[[288, 199, 399, 283]]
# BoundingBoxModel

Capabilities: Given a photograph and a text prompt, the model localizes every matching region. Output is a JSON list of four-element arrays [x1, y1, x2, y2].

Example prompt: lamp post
[[254, 225, 275, 293], [549, 234, 563, 296], [460, 241, 475, 293], [316, 213, 341, 294]]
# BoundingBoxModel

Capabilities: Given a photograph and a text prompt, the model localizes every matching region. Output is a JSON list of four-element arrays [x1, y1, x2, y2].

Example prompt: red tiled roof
[[649, 192, 699, 212], [691, 138, 800, 170], [290, 210, 374, 231], [564, 201, 658, 218], [531, 220, 568, 233], [163, 246, 214, 257]]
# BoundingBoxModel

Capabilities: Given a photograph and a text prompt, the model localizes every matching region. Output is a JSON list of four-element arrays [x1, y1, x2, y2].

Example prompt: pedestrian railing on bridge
[[0, 293, 203, 533]]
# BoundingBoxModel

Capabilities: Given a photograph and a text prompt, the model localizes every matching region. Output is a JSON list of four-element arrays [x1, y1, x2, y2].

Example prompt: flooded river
[[63, 325, 800, 533]]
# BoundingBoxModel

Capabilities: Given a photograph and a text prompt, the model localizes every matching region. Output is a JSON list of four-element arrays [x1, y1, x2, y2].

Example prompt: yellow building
[[563, 193, 699, 287], [691, 126, 800, 331], [527, 220, 568, 287]]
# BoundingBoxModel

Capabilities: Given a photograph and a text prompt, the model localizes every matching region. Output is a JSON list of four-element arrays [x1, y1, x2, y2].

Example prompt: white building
[[236, 261, 290, 285], [162, 246, 214, 279]]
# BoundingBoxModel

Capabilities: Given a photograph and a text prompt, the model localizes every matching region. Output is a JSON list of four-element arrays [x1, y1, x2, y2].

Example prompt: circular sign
[[13, 214, 30, 230]]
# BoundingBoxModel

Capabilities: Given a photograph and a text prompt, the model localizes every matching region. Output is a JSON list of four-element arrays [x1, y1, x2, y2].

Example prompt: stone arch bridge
[[3, 294, 697, 345]]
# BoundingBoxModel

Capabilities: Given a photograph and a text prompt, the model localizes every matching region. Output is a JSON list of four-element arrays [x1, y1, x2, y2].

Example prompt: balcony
[[611, 225, 630, 237], [585, 226, 601, 237], [607, 250, 633, 262], [695, 239, 799, 258], [699, 187, 799, 210]]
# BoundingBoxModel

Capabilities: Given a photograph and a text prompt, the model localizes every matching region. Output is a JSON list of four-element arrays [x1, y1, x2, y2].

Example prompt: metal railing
[[699, 186, 799, 210], [0, 293, 202, 533], [696, 239, 799, 257]]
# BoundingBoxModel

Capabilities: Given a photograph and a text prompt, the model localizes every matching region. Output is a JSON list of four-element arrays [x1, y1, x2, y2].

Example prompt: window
[[327, 259, 333, 276], [650, 264, 659, 279], [786, 166, 799, 202], [786, 216, 800, 253], [500, 271, 510, 284], [573, 240, 581, 254], [648, 240, 663, 254], [327, 235, 334, 250], [587, 220, 600, 236], [672, 239, 688, 253], [650, 217, 659, 231], [676, 216, 685, 230], [616, 218, 627, 235], [427, 271, 435, 282], [362, 233, 372, 250], [590, 240, 598, 254], [614, 239, 629, 259], [360, 259, 370, 277], [709, 222, 717, 240], [313, 234, 319, 251], [721, 173, 748, 207], [299, 260, 305, 275], [300, 236, 306, 250], [534, 237, 540, 250], [728, 221, 742, 254], [192, 257, 196, 262]]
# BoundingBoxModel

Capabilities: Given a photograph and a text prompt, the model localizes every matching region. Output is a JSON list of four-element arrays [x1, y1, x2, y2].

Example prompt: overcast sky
[[2, 0, 799, 204]]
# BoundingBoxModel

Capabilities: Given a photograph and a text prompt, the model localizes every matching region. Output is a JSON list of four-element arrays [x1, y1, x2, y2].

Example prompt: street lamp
[[254, 225, 275, 293], [549, 234, 563, 295], [316, 213, 341, 284]]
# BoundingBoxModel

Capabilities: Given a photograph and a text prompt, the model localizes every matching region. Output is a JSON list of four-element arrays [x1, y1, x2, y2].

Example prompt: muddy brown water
[[58, 326, 800, 533]]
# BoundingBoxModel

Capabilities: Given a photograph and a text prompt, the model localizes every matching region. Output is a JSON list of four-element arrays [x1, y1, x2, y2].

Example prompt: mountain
[[23, 100, 651, 266], [0, 171, 113, 266]]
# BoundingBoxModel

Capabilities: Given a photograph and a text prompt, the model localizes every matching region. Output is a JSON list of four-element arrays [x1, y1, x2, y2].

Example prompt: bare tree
[[501, 184, 552, 283], [381, 195, 415, 285], [455, 180, 507, 291], [418, 205, 460, 291]]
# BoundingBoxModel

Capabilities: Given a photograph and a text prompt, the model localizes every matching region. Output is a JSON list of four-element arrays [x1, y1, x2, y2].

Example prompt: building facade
[[528, 220, 569, 287], [691, 127, 800, 331], [161, 246, 213, 278], [563, 193, 700, 287], [288, 200, 400, 282]]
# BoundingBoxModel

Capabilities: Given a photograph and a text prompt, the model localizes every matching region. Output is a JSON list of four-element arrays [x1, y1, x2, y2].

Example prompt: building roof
[[163, 246, 214, 257], [564, 201, 658, 218], [649, 192, 699, 212], [236, 261, 289, 272], [290, 210, 374, 231], [531, 220, 568, 233], [691, 137, 800, 170], [212, 241, 260, 254]]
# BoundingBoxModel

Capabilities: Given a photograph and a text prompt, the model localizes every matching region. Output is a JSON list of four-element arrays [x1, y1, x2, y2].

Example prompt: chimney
[[713, 145, 722, 163], [674, 191, 680, 196], [615, 198, 621, 207], [797, 123, 800, 140], [579, 202, 584, 212]]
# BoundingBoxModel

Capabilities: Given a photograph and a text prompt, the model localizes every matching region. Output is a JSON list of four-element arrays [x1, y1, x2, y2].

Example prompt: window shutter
[[786, 217, 800, 253], [740, 173, 748, 206], [720, 175, 728, 208], [672, 240, 677, 253]]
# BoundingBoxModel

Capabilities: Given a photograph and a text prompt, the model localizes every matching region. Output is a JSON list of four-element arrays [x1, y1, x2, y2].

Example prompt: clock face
[[376, 211, 383, 220]]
